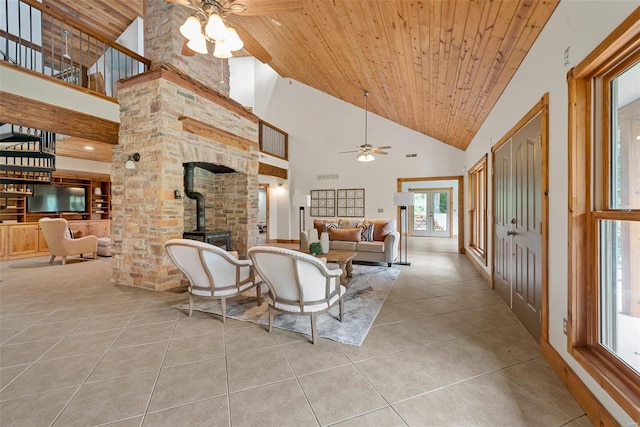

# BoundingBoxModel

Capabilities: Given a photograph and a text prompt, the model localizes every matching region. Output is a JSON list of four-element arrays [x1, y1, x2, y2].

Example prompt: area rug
[[172, 265, 400, 346]]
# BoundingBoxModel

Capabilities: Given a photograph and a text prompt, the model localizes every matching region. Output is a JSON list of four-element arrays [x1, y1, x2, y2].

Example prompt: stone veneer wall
[[145, 0, 229, 94], [114, 68, 259, 290]]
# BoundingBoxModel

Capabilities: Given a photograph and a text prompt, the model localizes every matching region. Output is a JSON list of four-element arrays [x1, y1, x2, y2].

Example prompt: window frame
[[468, 154, 488, 265], [567, 9, 640, 419]]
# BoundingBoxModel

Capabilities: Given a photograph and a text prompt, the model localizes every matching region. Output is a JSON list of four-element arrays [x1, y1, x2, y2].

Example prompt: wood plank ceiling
[[40, 0, 559, 151]]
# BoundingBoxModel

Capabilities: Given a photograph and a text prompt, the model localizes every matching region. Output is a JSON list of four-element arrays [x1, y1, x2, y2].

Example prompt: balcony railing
[[259, 120, 288, 161], [1, 0, 150, 98]]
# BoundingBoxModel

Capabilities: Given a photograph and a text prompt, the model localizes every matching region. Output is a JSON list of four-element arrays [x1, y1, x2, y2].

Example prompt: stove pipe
[[183, 162, 205, 232]]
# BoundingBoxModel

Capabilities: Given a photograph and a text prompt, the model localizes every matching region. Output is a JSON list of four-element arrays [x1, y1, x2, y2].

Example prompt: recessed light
[[271, 18, 282, 27], [84, 146, 94, 150]]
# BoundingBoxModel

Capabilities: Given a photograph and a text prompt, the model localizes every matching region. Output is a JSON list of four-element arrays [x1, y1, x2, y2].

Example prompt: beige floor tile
[[0, 364, 29, 389], [409, 296, 466, 316], [129, 307, 180, 326], [571, 415, 595, 426], [72, 312, 135, 335], [0, 387, 76, 427], [54, 371, 157, 426], [38, 305, 107, 323], [147, 358, 228, 412], [356, 348, 442, 403], [111, 321, 175, 349], [496, 358, 585, 418], [224, 322, 280, 355], [0, 353, 100, 400], [163, 331, 225, 367], [87, 341, 168, 382], [0, 338, 60, 368], [469, 325, 540, 366], [229, 378, 318, 427], [40, 329, 121, 361], [143, 396, 228, 426], [412, 338, 506, 385], [0, 312, 49, 330], [373, 301, 429, 326], [338, 321, 423, 363], [438, 309, 512, 335], [172, 315, 225, 338], [392, 388, 494, 426], [227, 346, 294, 392], [332, 407, 408, 426], [448, 372, 571, 426], [298, 364, 387, 426], [0, 328, 23, 345], [3, 319, 83, 345], [282, 339, 351, 376], [103, 416, 144, 427], [95, 301, 147, 316]]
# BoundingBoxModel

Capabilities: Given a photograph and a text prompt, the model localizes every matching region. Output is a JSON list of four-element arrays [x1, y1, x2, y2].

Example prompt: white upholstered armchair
[[39, 218, 98, 265], [247, 246, 345, 344], [165, 239, 261, 323]]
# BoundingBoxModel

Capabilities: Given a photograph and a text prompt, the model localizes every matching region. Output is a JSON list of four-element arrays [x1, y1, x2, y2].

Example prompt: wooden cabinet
[[68, 220, 110, 238], [0, 220, 109, 260], [90, 180, 111, 220]]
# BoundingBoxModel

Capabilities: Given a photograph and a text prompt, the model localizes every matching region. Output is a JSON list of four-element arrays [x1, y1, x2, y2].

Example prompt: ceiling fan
[[340, 91, 392, 162], [166, 0, 303, 61]]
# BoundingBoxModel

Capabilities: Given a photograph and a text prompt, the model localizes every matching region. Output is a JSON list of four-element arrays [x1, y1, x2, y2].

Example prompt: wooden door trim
[[398, 176, 464, 254], [259, 184, 270, 243], [491, 93, 549, 343]]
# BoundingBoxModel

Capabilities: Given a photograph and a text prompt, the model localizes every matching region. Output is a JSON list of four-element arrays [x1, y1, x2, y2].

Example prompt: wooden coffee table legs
[[337, 259, 354, 286]]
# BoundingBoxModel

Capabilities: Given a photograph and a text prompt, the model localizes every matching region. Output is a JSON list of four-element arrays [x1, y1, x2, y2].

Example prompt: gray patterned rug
[[172, 265, 400, 346]]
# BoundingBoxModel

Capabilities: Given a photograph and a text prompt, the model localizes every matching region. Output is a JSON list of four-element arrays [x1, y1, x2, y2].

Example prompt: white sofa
[[300, 218, 399, 267]]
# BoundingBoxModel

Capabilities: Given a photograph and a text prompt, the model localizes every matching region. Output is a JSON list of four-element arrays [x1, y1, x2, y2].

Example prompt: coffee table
[[318, 250, 357, 286]]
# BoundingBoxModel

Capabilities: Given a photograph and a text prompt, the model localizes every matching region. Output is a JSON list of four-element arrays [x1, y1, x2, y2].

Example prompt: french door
[[493, 113, 542, 341], [410, 189, 451, 237]]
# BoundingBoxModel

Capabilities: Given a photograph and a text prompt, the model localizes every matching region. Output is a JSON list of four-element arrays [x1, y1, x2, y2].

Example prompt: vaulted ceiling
[[41, 0, 560, 151]]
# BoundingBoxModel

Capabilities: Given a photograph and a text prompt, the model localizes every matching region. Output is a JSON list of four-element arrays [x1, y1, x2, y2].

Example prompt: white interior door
[[411, 189, 451, 237]]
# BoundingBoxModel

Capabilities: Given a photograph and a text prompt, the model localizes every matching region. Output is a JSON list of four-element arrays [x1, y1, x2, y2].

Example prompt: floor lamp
[[293, 194, 311, 234], [393, 192, 414, 266]]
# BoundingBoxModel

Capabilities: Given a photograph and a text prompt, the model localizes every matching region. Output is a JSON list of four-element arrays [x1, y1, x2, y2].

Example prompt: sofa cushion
[[357, 222, 375, 241], [330, 241, 357, 251], [356, 241, 385, 253], [372, 219, 393, 241], [329, 227, 361, 242]]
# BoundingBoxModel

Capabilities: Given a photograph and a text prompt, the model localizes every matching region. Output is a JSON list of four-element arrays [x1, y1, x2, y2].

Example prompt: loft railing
[[259, 120, 288, 161], [0, 0, 150, 98]]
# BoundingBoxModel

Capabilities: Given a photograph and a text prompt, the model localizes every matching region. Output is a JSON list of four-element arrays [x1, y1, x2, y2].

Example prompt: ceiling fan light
[[187, 34, 208, 54], [205, 13, 228, 41], [225, 27, 244, 51], [357, 153, 375, 162], [180, 16, 201, 40], [213, 39, 233, 58]]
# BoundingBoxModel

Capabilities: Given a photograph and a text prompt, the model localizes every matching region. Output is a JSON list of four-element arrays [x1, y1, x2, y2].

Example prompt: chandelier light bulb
[[180, 16, 201, 40], [205, 13, 227, 41], [357, 153, 375, 162], [187, 33, 208, 54], [225, 27, 244, 51], [213, 39, 233, 58]]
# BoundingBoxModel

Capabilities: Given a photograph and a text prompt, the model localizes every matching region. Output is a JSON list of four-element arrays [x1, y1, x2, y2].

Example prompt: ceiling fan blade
[[373, 150, 388, 155], [374, 146, 392, 150], [229, 21, 272, 64], [339, 150, 359, 154], [181, 39, 196, 57], [232, 0, 304, 15], [166, 0, 201, 10]]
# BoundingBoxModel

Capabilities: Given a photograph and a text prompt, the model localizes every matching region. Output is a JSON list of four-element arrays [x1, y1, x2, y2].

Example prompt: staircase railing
[[1, 0, 150, 98]]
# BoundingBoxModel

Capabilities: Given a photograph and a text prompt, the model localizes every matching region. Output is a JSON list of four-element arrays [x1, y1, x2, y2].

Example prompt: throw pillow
[[323, 220, 341, 232], [357, 222, 375, 241], [328, 227, 361, 242], [372, 219, 393, 242], [313, 220, 325, 236]]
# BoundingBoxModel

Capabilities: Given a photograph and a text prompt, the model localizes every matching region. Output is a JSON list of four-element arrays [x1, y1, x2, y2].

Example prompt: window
[[468, 154, 487, 264], [568, 10, 640, 419]]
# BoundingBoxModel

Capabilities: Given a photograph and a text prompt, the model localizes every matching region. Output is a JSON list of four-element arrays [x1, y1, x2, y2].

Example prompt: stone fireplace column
[[111, 0, 259, 291]]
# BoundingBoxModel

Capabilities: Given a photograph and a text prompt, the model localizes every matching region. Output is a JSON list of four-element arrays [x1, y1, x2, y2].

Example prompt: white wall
[[232, 61, 465, 239], [463, 1, 639, 423]]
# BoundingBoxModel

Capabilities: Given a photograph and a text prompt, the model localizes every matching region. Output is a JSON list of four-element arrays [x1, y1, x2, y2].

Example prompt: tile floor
[[0, 238, 592, 426]]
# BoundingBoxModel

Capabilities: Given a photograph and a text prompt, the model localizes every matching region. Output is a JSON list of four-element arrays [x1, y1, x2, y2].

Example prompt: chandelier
[[179, 0, 245, 59]]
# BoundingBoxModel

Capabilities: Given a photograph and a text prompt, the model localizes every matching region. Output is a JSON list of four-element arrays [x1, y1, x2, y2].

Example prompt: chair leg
[[93, 251, 97, 259], [339, 298, 344, 322], [268, 305, 273, 333], [310, 313, 317, 344], [62, 256, 66, 265], [188, 294, 194, 317], [256, 284, 262, 306], [221, 298, 227, 324], [49, 255, 56, 264]]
